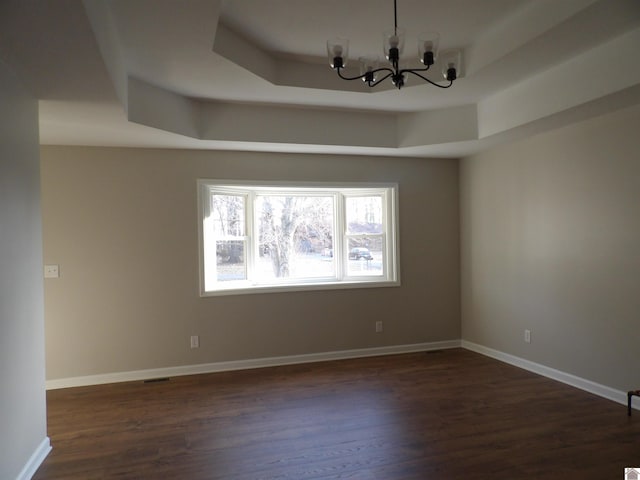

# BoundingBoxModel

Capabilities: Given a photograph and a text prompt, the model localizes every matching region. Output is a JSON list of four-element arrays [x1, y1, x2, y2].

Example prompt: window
[[199, 181, 399, 296]]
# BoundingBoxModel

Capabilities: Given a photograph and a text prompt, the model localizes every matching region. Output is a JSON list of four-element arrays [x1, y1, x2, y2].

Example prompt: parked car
[[349, 247, 373, 260]]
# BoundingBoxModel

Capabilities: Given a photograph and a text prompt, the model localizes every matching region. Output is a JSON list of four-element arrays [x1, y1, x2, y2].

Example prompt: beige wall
[[0, 60, 48, 478], [461, 104, 640, 391], [41, 147, 460, 380]]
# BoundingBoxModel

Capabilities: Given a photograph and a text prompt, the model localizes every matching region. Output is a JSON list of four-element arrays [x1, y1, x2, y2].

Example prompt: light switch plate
[[44, 264, 59, 278]]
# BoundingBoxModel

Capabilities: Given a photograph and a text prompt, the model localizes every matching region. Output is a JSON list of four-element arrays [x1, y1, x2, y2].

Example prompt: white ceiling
[[1, 0, 639, 158]]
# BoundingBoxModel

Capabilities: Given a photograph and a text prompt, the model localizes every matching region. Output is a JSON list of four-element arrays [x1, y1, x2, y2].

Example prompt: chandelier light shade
[[327, 38, 349, 68], [327, 0, 460, 89], [418, 32, 440, 66], [440, 49, 462, 82], [382, 28, 405, 61]]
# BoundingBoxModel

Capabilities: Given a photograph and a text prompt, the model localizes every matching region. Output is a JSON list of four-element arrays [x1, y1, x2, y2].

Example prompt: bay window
[[199, 181, 399, 295]]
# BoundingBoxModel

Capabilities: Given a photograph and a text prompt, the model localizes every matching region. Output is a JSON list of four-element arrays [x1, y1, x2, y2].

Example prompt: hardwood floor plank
[[34, 349, 640, 479]]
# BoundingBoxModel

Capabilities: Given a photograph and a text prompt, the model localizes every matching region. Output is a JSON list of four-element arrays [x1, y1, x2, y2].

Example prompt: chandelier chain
[[393, 0, 398, 35]]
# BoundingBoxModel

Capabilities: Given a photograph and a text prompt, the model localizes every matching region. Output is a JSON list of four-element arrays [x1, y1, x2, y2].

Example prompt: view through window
[[199, 182, 399, 295]]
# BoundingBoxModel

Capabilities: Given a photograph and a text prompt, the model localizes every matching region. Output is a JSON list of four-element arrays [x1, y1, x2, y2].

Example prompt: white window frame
[[198, 180, 400, 296]]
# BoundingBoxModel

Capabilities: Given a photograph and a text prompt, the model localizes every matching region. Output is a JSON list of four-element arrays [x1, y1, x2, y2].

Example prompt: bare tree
[[212, 194, 244, 263], [259, 196, 332, 277]]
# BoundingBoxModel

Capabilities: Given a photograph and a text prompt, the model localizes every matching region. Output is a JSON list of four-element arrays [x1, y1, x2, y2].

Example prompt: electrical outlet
[[190, 335, 199, 348], [375, 321, 383, 333], [524, 329, 531, 344]]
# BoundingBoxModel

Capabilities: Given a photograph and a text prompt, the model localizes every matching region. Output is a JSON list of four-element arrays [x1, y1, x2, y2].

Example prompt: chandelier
[[327, 0, 461, 90]]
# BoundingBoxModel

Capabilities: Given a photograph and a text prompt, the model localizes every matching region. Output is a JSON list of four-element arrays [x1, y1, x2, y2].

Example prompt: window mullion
[[245, 191, 255, 284], [335, 193, 345, 280], [379, 190, 386, 279], [202, 189, 216, 292]]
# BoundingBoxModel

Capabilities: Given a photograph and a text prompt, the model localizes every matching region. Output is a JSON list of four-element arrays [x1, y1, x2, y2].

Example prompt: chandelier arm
[[367, 72, 395, 87], [336, 67, 395, 82], [370, 67, 396, 76], [336, 68, 369, 82], [404, 70, 454, 89], [398, 65, 431, 75]]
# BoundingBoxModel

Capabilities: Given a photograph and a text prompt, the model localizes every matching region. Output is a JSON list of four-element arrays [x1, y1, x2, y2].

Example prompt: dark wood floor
[[35, 349, 639, 479]]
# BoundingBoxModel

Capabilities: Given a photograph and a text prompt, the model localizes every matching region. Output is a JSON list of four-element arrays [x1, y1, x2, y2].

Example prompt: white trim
[[46, 340, 462, 390], [45, 340, 637, 412], [15, 437, 51, 480], [461, 340, 639, 411]]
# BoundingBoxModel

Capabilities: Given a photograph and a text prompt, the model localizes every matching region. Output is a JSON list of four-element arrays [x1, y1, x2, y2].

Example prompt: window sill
[[200, 279, 401, 297]]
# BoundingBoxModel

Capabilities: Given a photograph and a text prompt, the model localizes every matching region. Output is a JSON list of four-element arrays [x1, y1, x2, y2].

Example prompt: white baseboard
[[46, 339, 635, 412], [16, 437, 51, 480], [461, 340, 638, 411], [46, 340, 462, 390]]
